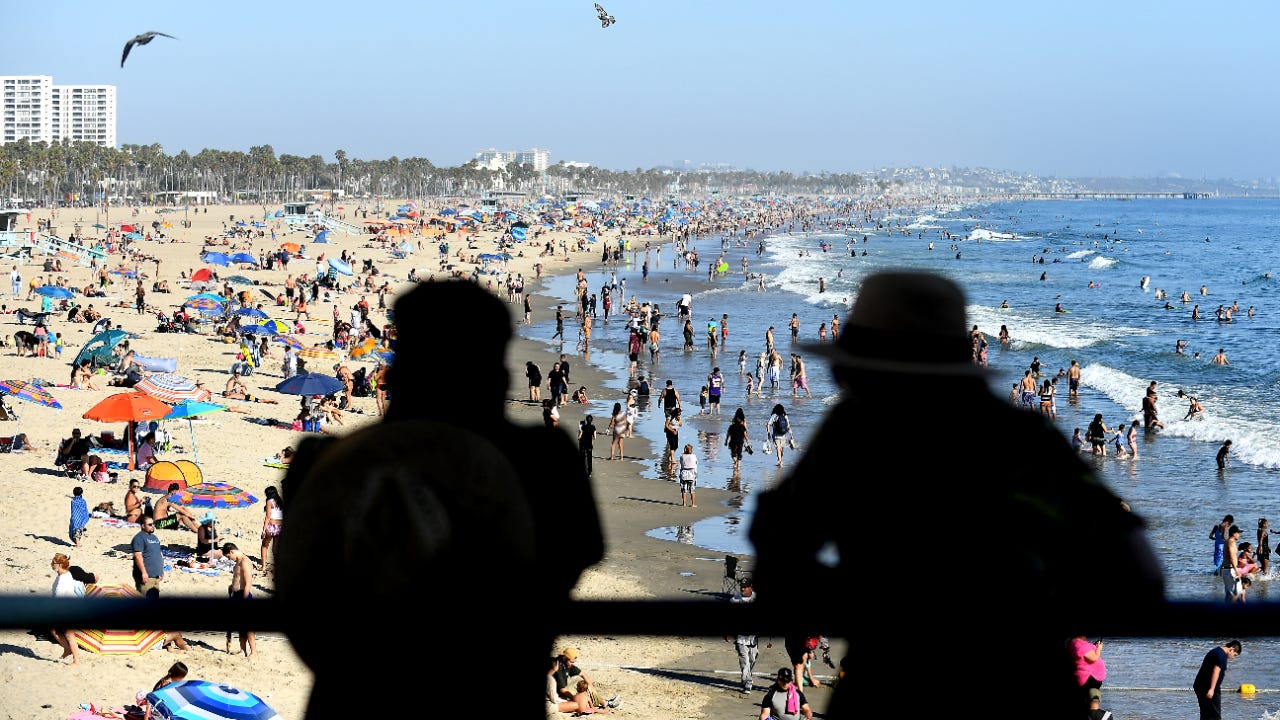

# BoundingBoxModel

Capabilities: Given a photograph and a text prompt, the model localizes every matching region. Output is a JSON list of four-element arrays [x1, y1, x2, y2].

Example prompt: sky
[[7, 1, 1279, 179]]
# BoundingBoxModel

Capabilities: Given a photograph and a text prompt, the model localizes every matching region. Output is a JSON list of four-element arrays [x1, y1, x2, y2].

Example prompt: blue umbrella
[[36, 285, 74, 299], [313, 230, 330, 244], [438, 208, 456, 215], [328, 258, 353, 276], [229, 252, 257, 265], [235, 307, 269, 320], [274, 372, 344, 397], [225, 275, 255, 286], [164, 400, 226, 465], [147, 680, 279, 720], [238, 324, 277, 337], [124, 232, 144, 240], [202, 252, 231, 266], [234, 220, 247, 226]]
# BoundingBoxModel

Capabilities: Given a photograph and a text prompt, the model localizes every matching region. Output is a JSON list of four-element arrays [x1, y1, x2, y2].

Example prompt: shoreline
[[0, 203, 838, 719]]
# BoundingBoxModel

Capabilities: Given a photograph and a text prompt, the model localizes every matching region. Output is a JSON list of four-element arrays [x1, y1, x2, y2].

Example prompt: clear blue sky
[[9, 1, 1278, 179]]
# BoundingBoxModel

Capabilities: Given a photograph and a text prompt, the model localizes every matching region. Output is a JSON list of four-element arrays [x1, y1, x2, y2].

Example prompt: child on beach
[[1071, 428, 1084, 454], [698, 386, 709, 414], [1111, 427, 1128, 457], [745, 374, 756, 397]]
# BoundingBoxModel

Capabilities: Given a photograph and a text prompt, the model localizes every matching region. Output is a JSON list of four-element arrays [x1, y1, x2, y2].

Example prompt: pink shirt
[[1071, 637, 1106, 685]]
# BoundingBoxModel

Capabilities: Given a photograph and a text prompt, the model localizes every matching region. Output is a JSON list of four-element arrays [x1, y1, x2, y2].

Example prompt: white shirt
[[52, 571, 80, 598]]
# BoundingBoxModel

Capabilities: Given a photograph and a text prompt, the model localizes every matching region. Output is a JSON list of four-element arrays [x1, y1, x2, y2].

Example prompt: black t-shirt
[[1194, 646, 1229, 695], [579, 423, 594, 450], [548, 369, 564, 391], [727, 422, 747, 448], [526, 365, 541, 387]]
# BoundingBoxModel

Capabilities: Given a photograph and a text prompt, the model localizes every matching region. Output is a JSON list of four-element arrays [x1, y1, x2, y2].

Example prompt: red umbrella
[[191, 267, 213, 282]]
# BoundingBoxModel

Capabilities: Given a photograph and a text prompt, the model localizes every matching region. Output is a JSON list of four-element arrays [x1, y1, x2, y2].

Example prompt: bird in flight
[[121, 31, 176, 67], [594, 3, 615, 28]]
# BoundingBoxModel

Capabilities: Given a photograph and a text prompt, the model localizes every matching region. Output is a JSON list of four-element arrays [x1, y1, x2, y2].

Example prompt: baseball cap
[[1088, 688, 1102, 703]]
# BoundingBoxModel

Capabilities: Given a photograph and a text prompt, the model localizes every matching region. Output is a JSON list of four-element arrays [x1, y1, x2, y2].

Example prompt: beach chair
[[723, 554, 752, 597]]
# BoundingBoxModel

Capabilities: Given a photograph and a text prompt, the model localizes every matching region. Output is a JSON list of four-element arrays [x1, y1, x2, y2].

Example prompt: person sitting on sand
[[152, 483, 200, 532], [223, 372, 279, 404], [124, 479, 145, 523]]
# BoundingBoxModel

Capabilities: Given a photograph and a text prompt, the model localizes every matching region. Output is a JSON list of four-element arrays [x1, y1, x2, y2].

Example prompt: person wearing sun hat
[[553, 646, 620, 710], [747, 270, 1166, 720], [195, 511, 219, 563]]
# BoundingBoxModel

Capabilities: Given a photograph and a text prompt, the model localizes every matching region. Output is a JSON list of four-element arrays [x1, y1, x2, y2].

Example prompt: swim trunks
[[155, 516, 178, 530]]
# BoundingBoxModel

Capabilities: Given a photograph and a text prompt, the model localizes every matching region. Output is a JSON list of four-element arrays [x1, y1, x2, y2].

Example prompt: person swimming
[[1055, 303, 1067, 313]]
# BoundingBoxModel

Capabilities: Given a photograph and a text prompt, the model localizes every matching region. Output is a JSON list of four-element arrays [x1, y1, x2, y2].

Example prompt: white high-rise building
[[473, 147, 550, 172], [2, 75, 117, 147]]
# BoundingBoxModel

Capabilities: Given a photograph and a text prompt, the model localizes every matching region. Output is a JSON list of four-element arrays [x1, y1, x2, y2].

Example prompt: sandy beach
[[0, 203, 839, 719]]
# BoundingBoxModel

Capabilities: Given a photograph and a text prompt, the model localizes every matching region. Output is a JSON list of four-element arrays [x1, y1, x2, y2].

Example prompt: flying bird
[[121, 31, 176, 67], [594, 3, 616, 28]]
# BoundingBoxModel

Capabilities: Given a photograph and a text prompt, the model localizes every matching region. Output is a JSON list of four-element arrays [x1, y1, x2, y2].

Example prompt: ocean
[[521, 197, 1280, 720]]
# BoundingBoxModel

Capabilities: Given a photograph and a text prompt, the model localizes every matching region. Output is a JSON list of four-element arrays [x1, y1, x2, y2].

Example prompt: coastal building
[[473, 147, 551, 172], [1, 75, 117, 147]]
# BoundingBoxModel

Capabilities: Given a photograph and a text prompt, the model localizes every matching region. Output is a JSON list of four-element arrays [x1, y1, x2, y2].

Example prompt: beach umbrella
[[279, 242, 301, 253], [229, 252, 257, 265], [258, 319, 291, 335], [239, 324, 277, 338], [124, 232, 144, 240], [313, 230, 330, 244], [327, 258, 353, 276], [135, 373, 212, 405], [202, 252, 231, 266], [183, 296, 224, 313], [164, 400, 226, 465], [188, 291, 229, 304], [84, 392, 172, 423], [72, 627, 167, 656], [273, 334, 304, 350], [191, 267, 214, 283], [226, 275, 255, 286], [273, 372, 343, 397], [235, 307, 268, 320], [147, 680, 280, 720], [36, 285, 74, 299], [297, 346, 340, 365], [91, 223, 106, 229], [0, 379, 62, 409], [85, 583, 142, 599], [170, 482, 258, 508]]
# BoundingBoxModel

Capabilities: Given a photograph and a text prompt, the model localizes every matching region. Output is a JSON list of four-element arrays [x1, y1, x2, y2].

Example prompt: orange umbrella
[[83, 392, 173, 470], [280, 242, 301, 253]]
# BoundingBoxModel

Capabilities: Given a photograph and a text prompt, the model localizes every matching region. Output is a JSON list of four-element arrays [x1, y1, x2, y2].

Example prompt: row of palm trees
[[0, 140, 889, 208]]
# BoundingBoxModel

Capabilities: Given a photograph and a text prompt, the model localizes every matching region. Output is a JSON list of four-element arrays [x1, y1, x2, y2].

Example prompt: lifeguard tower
[[282, 202, 313, 229]]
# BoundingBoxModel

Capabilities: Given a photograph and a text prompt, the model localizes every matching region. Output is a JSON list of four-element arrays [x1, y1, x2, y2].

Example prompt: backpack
[[774, 413, 789, 437]]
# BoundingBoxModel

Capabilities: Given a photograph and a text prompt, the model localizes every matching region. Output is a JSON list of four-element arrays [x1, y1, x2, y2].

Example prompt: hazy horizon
[[8, 1, 1279, 180]]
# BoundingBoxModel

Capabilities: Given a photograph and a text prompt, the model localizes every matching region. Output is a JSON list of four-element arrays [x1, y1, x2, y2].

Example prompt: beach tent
[[73, 329, 129, 369], [144, 460, 192, 493], [191, 267, 213, 283]]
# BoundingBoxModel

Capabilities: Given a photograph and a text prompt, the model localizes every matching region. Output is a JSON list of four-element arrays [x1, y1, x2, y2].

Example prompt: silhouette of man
[[277, 281, 603, 719], [748, 271, 1164, 719]]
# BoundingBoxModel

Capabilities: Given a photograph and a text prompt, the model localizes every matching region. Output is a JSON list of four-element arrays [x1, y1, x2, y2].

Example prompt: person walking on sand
[[49, 553, 83, 667], [726, 580, 759, 693], [221, 542, 258, 657], [1193, 640, 1241, 720], [678, 443, 698, 507], [663, 408, 683, 465], [131, 515, 163, 598]]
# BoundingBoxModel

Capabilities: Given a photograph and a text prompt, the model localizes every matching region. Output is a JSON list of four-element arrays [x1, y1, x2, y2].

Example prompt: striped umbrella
[[135, 373, 212, 405], [169, 482, 258, 508], [273, 334, 304, 350], [147, 680, 280, 720], [0, 379, 62, 409], [85, 583, 142, 599], [72, 627, 167, 656]]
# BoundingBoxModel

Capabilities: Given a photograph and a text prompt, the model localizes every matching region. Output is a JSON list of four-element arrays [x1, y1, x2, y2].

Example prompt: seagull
[[121, 31, 176, 67], [594, 3, 616, 28]]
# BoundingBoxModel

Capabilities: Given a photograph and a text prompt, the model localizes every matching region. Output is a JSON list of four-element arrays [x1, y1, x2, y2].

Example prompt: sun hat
[[804, 271, 984, 376], [199, 511, 217, 525], [560, 647, 579, 661]]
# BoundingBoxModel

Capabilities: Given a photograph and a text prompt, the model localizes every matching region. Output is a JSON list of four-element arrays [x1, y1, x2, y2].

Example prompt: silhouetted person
[[278, 281, 603, 719], [748, 271, 1164, 719]]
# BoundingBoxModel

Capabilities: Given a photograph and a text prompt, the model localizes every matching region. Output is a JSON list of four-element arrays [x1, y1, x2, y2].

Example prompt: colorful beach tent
[[144, 460, 193, 493]]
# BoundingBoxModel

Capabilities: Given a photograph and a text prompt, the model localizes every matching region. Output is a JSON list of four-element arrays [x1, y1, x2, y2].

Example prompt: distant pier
[[1007, 191, 1218, 200]]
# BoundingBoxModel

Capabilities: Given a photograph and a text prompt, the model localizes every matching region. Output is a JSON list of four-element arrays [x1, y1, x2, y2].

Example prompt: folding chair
[[723, 555, 752, 597]]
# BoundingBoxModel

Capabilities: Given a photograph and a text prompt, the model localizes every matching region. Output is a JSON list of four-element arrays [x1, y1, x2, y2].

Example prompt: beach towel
[[786, 683, 800, 714], [132, 354, 177, 373], [69, 495, 90, 541], [100, 518, 140, 530]]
